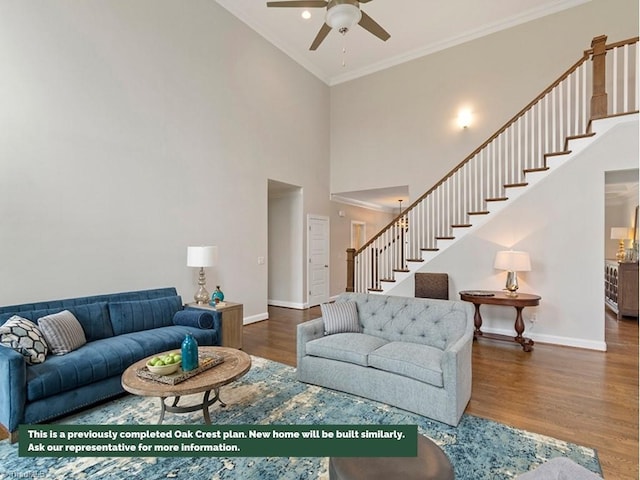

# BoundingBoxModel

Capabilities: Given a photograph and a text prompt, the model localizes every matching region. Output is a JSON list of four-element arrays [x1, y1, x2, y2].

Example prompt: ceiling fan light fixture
[[325, 3, 362, 33]]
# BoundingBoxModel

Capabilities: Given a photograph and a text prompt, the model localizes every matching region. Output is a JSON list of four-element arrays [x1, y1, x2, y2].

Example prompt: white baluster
[[623, 44, 629, 112], [574, 68, 579, 134], [613, 47, 619, 114], [633, 43, 640, 110], [559, 81, 564, 150]]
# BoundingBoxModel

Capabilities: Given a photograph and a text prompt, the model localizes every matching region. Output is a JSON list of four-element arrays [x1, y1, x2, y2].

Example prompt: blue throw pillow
[[0, 302, 112, 343], [108, 296, 182, 336], [173, 309, 214, 329]]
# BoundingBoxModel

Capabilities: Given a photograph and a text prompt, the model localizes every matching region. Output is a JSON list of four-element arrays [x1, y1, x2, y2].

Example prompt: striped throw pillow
[[321, 301, 361, 335], [37, 310, 87, 355]]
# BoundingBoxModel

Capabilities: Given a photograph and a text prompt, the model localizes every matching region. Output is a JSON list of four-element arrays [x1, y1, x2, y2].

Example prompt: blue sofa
[[0, 287, 221, 442]]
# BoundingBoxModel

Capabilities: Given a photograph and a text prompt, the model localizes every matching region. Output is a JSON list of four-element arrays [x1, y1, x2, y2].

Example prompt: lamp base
[[193, 287, 210, 305], [193, 267, 210, 305], [504, 271, 519, 297], [616, 240, 626, 262]]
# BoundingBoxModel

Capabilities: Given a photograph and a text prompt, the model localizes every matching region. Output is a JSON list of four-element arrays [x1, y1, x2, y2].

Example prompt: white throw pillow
[[38, 310, 87, 355], [321, 301, 361, 335], [0, 316, 49, 364]]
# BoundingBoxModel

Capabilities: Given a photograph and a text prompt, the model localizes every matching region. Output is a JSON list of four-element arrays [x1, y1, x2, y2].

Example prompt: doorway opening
[[268, 180, 304, 309]]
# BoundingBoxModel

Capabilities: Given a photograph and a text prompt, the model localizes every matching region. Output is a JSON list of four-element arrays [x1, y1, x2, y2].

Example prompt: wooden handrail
[[347, 35, 639, 293], [355, 51, 591, 256], [603, 36, 639, 52], [354, 34, 639, 256]]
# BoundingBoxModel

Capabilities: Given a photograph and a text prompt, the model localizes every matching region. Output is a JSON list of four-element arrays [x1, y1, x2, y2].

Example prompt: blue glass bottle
[[181, 333, 199, 372], [211, 286, 224, 305]]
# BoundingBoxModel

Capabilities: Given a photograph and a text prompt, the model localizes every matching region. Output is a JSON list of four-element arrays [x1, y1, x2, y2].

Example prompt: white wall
[[413, 118, 639, 350], [330, 0, 639, 200], [329, 202, 394, 297], [0, 0, 330, 322], [327, 0, 638, 348], [268, 188, 304, 309]]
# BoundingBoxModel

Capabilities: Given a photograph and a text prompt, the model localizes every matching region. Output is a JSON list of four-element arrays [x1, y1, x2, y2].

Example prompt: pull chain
[[341, 29, 348, 68]]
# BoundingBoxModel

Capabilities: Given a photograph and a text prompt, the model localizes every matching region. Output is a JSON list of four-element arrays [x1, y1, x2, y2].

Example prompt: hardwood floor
[[243, 305, 639, 480], [1, 307, 635, 479]]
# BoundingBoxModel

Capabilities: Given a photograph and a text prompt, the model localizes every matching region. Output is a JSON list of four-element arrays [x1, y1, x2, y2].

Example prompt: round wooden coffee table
[[121, 346, 251, 424]]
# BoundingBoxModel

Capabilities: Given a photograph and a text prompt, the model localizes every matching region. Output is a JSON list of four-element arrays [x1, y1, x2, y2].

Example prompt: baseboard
[[268, 300, 308, 310], [243, 312, 268, 325], [481, 326, 607, 351]]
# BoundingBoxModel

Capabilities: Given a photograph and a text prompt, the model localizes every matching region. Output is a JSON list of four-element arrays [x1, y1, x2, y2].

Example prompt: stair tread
[[468, 211, 490, 216], [348, 108, 611, 295], [566, 132, 596, 140], [564, 132, 596, 150], [544, 150, 571, 158]]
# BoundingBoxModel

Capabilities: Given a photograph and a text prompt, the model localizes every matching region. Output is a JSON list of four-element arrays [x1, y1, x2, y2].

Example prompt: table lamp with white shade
[[187, 246, 218, 304], [610, 227, 630, 262], [494, 250, 531, 297]]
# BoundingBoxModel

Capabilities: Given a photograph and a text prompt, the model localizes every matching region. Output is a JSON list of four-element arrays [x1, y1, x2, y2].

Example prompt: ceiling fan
[[266, 0, 390, 51]]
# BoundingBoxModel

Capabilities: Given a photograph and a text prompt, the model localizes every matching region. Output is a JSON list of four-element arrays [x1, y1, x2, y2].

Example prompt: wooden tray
[[135, 353, 224, 385]]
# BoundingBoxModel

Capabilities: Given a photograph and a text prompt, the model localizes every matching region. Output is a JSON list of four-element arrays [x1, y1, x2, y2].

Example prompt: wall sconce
[[494, 250, 531, 297], [610, 227, 630, 262], [457, 109, 472, 129]]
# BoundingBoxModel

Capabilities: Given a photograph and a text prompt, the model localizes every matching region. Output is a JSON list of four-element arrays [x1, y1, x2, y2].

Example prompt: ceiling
[[332, 185, 410, 212], [219, 0, 596, 211], [215, 0, 589, 86], [605, 170, 640, 206]]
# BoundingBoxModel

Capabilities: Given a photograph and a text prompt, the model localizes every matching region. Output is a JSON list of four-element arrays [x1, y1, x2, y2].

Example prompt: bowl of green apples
[[146, 352, 182, 375]]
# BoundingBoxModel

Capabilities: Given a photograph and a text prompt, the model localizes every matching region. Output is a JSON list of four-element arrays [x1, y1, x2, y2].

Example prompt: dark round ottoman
[[328, 434, 454, 480]]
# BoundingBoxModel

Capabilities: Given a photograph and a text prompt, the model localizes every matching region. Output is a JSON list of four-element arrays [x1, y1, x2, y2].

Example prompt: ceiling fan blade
[[309, 23, 332, 50], [358, 10, 390, 41], [266, 1, 327, 7]]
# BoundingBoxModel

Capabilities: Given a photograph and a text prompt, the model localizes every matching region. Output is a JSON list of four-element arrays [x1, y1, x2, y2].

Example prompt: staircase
[[346, 35, 639, 295]]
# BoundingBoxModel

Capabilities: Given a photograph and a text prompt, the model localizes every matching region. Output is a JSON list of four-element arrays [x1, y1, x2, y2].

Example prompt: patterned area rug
[[0, 356, 600, 479]]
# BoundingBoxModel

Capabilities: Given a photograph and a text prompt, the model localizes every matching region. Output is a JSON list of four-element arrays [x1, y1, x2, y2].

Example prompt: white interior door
[[307, 215, 329, 307]]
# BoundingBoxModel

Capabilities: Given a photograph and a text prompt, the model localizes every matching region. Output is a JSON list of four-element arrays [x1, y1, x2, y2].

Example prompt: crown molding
[[329, 0, 591, 85], [217, 0, 592, 87], [330, 194, 395, 213]]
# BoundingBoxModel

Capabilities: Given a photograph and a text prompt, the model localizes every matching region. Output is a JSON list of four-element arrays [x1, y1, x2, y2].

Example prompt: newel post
[[590, 35, 608, 120], [346, 248, 356, 292]]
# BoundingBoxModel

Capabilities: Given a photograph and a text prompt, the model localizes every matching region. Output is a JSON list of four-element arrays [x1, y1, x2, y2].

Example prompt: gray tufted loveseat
[[297, 292, 474, 426]]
